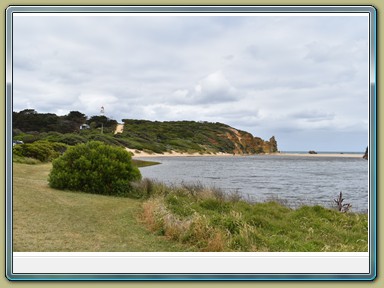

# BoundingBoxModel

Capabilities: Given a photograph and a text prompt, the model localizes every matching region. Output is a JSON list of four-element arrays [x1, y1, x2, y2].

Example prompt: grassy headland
[[13, 163, 368, 252], [13, 109, 278, 155], [118, 119, 277, 155]]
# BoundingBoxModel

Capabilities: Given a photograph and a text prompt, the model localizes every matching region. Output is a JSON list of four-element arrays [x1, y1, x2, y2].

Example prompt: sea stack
[[363, 147, 368, 160]]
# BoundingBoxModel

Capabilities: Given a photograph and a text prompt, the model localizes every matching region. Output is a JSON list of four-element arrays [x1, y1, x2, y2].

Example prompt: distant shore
[[127, 148, 364, 159], [275, 152, 364, 158]]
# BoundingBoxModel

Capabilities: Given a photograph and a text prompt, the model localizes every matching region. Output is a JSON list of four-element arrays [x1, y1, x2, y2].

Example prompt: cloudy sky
[[12, 12, 370, 152]]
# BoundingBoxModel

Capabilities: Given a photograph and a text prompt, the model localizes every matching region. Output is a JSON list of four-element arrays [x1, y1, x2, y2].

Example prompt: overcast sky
[[12, 13, 370, 152]]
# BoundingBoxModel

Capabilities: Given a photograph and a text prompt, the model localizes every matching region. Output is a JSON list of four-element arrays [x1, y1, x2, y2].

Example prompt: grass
[[140, 182, 369, 252], [12, 163, 194, 252], [12, 154, 41, 164], [12, 162, 368, 252], [131, 159, 160, 168]]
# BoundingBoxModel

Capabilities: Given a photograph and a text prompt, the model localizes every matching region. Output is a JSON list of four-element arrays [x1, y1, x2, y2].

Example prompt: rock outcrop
[[363, 147, 368, 160], [222, 127, 278, 155]]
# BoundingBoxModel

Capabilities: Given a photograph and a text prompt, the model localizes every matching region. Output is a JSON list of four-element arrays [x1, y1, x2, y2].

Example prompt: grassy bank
[[131, 159, 160, 168], [13, 163, 192, 252], [12, 163, 368, 252], [140, 182, 368, 252]]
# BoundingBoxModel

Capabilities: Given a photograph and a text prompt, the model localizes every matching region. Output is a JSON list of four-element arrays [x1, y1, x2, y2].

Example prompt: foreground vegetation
[[13, 163, 193, 252], [48, 141, 142, 197], [138, 181, 368, 252], [13, 162, 368, 252]]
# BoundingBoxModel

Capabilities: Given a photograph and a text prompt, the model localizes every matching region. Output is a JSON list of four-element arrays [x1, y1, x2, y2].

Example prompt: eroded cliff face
[[222, 127, 278, 155]]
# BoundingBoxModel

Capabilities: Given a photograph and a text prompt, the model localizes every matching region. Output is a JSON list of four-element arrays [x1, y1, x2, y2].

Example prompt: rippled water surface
[[138, 155, 369, 212]]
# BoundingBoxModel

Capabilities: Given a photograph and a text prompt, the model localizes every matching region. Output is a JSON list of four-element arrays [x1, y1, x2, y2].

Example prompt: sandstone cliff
[[121, 119, 278, 155]]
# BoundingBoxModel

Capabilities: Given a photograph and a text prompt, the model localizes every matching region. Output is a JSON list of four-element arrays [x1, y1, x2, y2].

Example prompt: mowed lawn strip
[[12, 163, 194, 252]]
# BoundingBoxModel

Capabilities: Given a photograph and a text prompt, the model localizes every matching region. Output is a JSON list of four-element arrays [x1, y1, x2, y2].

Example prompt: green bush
[[48, 141, 142, 197], [13, 140, 67, 162], [87, 134, 122, 146], [14, 133, 42, 144], [56, 133, 87, 145]]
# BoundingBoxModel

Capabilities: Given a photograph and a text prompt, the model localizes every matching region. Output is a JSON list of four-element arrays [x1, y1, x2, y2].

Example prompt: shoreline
[[126, 148, 233, 158], [275, 152, 364, 158], [127, 148, 364, 159]]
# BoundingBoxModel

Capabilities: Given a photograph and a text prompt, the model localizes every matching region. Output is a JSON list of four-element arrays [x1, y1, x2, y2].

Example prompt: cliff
[[120, 119, 278, 155]]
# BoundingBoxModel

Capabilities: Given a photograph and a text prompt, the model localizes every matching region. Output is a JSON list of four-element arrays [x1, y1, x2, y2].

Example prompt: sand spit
[[126, 148, 363, 159]]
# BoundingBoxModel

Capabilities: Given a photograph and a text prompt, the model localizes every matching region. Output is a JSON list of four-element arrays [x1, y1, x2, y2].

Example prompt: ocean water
[[138, 155, 369, 213]]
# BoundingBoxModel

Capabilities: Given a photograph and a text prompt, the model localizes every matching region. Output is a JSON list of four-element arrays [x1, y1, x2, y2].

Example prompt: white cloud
[[197, 70, 236, 98], [170, 71, 237, 104], [11, 13, 370, 151]]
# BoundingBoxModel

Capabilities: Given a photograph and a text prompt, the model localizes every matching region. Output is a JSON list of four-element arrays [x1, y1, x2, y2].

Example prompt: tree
[[62, 111, 87, 131], [65, 111, 87, 123], [48, 141, 141, 197]]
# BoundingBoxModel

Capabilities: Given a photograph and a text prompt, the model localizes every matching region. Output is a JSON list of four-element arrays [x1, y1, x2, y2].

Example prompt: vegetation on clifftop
[[13, 109, 278, 155], [120, 119, 277, 154]]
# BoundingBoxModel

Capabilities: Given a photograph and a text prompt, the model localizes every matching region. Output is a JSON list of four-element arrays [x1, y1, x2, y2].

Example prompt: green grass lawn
[[12, 163, 194, 252]]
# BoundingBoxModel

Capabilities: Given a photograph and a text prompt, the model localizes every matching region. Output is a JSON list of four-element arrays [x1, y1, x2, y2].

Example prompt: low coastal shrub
[[56, 133, 87, 145], [140, 181, 368, 252], [13, 140, 67, 162], [13, 133, 42, 144], [48, 141, 141, 197]]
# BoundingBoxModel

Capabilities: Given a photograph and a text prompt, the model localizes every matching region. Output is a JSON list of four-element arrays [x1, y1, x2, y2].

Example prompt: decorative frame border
[[5, 5, 377, 281]]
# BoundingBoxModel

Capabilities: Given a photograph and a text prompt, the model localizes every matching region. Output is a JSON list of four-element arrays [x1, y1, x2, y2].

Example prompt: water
[[137, 155, 369, 213]]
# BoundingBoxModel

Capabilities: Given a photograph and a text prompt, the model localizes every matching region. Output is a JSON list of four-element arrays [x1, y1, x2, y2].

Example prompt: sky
[[11, 12, 370, 152]]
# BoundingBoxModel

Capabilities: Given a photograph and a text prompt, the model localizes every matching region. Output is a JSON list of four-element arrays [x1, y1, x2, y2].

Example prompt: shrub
[[87, 134, 122, 146], [48, 141, 142, 197], [56, 133, 87, 145], [14, 133, 42, 143], [12, 140, 66, 162]]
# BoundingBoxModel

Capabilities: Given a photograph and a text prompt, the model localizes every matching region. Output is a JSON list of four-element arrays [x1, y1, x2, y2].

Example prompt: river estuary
[[137, 155, 369, 213]]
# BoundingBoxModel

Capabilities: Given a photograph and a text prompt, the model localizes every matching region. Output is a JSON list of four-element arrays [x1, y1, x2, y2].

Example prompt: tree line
[[13, 109, 117, 134]]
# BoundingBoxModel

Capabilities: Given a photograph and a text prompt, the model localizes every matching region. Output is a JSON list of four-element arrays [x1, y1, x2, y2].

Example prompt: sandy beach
[[126, 148, 364, 159], [126, 148, 233, 158]]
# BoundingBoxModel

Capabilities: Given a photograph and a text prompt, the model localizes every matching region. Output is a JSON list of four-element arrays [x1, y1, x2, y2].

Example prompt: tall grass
[[139, 180, 368, 252], [12, 154, 41, 164]]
